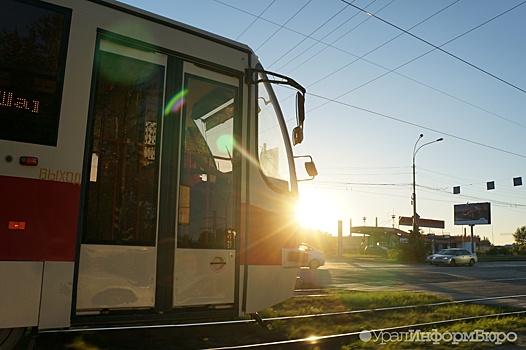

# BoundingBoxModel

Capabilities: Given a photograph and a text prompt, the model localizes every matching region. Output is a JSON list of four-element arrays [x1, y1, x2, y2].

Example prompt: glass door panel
[[173, 64, 238, 307], [77, 39, 166, 311]]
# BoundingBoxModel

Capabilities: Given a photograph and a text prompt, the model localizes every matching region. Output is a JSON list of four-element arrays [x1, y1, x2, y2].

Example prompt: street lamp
[[412, 134, 443, 236]]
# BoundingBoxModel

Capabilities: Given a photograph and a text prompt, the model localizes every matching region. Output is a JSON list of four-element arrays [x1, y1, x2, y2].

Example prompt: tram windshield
[[257, 74, 294, 192]]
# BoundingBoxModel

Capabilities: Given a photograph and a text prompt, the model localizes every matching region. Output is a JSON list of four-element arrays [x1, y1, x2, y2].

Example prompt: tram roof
[[95, 0, 254, 55]]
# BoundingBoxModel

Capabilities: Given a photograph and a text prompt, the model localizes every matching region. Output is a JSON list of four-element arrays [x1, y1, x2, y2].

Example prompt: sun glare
[[296, 187, 342, 233]]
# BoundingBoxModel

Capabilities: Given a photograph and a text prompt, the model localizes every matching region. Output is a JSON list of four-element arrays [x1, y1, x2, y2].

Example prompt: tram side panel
[[1, 0, 303, 333], [0, 0, 83, 330], [1, 0, 248, 330], [0, 178, 80, 329]]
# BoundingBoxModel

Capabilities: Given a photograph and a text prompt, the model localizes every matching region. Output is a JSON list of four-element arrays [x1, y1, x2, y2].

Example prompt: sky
[[119, 0, 526, 245]]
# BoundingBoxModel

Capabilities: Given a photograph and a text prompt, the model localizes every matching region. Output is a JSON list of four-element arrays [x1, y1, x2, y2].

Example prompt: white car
[[299, 243, 325, 269]]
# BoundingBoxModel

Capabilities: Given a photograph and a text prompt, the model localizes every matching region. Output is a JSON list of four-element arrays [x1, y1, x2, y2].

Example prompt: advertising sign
[[398, 216, 445, 229], [454, 203, 491, 225]]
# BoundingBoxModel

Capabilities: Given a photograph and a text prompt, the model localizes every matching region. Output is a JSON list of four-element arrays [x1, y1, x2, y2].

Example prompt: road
[[298, 258, 526, 309]]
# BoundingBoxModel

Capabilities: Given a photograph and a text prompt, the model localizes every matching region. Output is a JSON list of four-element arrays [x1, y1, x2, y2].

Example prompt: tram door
[[173, 64, 238, 307], [77, 40, 166, 311], [77, 40, 238, 312]]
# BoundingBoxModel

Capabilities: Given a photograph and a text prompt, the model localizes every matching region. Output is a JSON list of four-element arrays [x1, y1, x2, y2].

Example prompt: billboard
[[454, 203, 491, 225], [399, 216, 445, 229]]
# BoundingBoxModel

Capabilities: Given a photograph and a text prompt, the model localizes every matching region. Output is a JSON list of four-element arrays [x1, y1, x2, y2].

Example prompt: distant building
[[420, 233, 480, 252], [342, 226, 407, 253], [339, 226, 481, 253]]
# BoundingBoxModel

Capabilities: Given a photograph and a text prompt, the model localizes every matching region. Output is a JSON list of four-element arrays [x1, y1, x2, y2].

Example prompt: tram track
[[37, 294, 526, 335], [204, 293, 526, 349], [33, 294, 526, 349], [205, 309, 526, 349]]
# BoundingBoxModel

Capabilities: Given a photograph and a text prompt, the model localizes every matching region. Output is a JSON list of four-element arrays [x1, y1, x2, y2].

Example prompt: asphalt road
[[298, 258, 526, 310]]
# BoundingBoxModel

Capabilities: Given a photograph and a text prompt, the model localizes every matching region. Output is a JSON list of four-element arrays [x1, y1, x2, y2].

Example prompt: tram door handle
[[210, 256, 227, 271]]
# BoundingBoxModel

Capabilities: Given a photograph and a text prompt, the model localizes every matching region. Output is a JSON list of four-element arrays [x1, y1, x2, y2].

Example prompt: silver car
[[426, 249, 449, 264], [430, 248, 477, 267]]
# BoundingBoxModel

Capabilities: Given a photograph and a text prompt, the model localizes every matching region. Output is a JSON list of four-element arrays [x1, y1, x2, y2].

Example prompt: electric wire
[[255, 0, 313, 52], [340, 0, 526, 95], [302, 161, 526, 209], [235, 0, 276, 40], [275, 0, 389, 73], [307, 90, 526, 159], [307, 1, 526, 130], [212, 0, 315, 40], [302, 181, 526, 211], [288, 0, 459, 81], [214, 0, 526, 130], [266, 2, 351, 70], [418, 171, 526, 201], [211, 1, 526, 220]]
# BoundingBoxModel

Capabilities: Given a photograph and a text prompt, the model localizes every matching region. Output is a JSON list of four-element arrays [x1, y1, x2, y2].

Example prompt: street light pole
[[412, 134, 443, 236]]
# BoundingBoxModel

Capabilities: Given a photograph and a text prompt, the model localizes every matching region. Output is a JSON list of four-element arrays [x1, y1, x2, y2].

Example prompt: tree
[[479, 237, 492, 248], [513, 226, 526, 246], [396, 228, 427, 262]]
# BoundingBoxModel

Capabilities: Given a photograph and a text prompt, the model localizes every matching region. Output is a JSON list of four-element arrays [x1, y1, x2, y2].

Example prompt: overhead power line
[[275, 0, 526, 130], [255, 0, 313, 51], [267, 2, 350, 69], [216, 0, 526, 129], [307, 91, 526, 159], [276, 0, 394, 73], [235, 0, 276, 40], [304, 1, 526, 131], [284, 0, 457, 75], [340, 0, 526, 95], [214, 0, 526, 157]]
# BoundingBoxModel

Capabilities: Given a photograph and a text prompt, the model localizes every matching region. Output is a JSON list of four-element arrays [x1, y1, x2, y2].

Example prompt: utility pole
[[412, 134, 443, 236]]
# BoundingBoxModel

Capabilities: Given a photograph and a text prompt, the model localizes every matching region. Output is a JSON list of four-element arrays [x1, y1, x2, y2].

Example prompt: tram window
[[0, 0, 71, 146], [257, 78, 292, 192], [85, 50, 164, 246], [177, 75, 237, 249]]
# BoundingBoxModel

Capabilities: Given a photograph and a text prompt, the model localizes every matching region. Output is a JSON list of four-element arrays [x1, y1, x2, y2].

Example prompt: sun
[[296, 187, 342, 232]]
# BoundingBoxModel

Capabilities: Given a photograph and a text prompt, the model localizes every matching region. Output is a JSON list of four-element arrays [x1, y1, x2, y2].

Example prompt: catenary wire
[[307, 1, 526, 115], [340, 0, 526, 95], [214, 0, 525, 130], [273, 0, 391, 72], [266, 2, 351, 70], [284, 0, 459, 77], [235, 0, 276, 40], [337, 2, 526, 130], [306, 90, 526, 159], [255, 0, 313, 52], [303, 180, 526, 210], [211, 4, 522, 215]]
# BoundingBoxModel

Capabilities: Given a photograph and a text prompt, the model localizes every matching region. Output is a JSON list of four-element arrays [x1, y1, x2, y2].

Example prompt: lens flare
[[216, 134, 235, 154], [164, 89, 187, 115]]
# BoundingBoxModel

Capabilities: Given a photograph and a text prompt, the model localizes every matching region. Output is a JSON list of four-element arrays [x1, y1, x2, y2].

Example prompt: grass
[[259, 290, 526, 349]]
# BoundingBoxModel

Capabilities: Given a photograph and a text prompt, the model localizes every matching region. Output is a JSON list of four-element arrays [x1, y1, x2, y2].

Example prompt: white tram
[[0, 0, 316, 347]]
